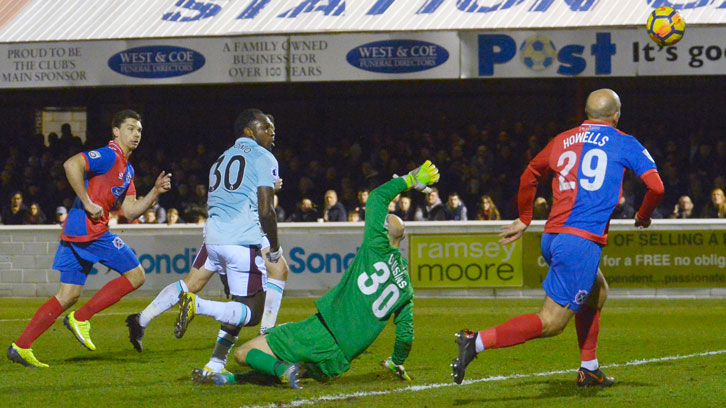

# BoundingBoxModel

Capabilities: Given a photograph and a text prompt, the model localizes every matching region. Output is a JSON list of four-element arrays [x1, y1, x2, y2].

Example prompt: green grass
[[2, 297, 725, 407]]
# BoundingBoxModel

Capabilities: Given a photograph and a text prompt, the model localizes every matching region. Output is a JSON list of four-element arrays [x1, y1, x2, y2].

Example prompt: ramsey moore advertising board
[[409, 234, 522, 288]]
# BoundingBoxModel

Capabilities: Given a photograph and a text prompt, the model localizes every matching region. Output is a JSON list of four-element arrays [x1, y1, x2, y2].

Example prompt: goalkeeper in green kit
[[203, 161, 440, 389]]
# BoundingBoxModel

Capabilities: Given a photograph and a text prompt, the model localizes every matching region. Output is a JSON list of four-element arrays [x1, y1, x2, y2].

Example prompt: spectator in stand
[[611, 196, 635, 219], [701, 188, 726, 218], [476, 195, 501, 221], [670, 195, 695, 219], [289, 198, 319, 222], [166, 208, 182, 225], [137, 195, 166, 223], [59, 123, 83, 153], [414, 187, 446, 221], [0, 170, 17, 207], [149, 198, 167, 223], [322, 190, 347, 222], [23, 202, 47, 224], [273, 194, 286, 223], [394, 195, 415, 222], [55, 206, 68, 225], [183, 183, 208, 222], [532, 197, 550, 220], [347, 212, 361, 222], [354, 189, 369, 221], [2, 191, 28, 225], [107, 212, 120, 226], [111, 209, 139, 224], [387, 199, 398, 214], [470, 145, 494, 175], [444, 192, 468, 221], [142, 209, 157, 224], [194, 214, 207, 225]]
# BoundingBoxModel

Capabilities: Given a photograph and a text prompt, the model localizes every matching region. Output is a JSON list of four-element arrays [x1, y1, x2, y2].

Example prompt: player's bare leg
[[127, 266, 214, 351], [260, 247, 289, 334], [537, 296, 575, 337], [575, 269, 614, 387], [233, 334, 302, 389]]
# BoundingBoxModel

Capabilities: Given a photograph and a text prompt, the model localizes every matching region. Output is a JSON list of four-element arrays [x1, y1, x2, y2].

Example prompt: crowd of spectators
[[1, 119, 724, 226]]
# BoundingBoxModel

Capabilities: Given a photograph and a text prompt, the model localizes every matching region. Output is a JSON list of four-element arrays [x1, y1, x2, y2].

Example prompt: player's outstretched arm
[[64, 153, 103, 219], [381, 358, 412, 381], [404, 160, 440, 193], [499, 218, 528, 244], [122, 171, 172, 220], [382, 301, 413, 381]]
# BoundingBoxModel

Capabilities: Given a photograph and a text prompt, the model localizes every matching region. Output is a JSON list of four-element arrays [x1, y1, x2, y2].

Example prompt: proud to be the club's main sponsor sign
[[409, 233, 523, 288]]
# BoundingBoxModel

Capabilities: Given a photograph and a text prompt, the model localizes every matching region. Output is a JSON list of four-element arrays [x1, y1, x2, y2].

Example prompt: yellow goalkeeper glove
[[404, 160, 440, 193]]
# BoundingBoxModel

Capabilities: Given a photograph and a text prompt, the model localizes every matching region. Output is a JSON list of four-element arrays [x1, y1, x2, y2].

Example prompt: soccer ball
[[646, 6, 685, 46], [519, 35, 556, 71]]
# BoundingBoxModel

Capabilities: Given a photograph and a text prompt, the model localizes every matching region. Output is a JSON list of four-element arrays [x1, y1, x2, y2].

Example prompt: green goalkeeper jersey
[[315, 177, 414, 365]]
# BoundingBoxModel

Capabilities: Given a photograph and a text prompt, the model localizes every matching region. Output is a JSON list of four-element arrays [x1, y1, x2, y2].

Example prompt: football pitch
[[3, 297, 725, 407]]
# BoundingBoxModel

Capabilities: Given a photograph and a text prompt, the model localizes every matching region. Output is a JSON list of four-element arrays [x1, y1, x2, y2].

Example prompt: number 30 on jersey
[[557, 148, 607, 192], [357, 261, 400, 318]]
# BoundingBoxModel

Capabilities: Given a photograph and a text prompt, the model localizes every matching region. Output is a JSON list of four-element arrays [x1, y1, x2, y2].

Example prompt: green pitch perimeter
[[2, 297, 725, 407]]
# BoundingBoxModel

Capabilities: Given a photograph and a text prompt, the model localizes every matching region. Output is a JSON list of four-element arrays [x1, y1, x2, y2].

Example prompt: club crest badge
[[574, 290, 589, 305], [113, 237, 125, 249]]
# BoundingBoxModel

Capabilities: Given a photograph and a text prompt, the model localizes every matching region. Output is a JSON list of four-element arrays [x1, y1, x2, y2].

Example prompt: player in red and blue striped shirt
[[8, 110, 172, 368], [452, 89, 665, 387]]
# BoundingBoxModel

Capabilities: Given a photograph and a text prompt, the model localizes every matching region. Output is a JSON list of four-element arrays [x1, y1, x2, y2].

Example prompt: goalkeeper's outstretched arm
[[382, 300, 414, 381]]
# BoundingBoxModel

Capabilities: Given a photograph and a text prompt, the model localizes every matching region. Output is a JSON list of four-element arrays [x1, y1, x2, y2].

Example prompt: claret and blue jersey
[[528, 120, 657, 244], [61, 141, 136, 242]]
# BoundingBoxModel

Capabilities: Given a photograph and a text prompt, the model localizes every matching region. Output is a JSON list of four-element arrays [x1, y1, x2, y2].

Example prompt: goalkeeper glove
[[266, 246, 283, 263], [404, 160, 440, 193], [381, 358, 412, 381]]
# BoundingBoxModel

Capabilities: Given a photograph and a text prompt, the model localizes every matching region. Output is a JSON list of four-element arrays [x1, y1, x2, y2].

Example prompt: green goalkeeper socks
[[246, 349, 290, 377]]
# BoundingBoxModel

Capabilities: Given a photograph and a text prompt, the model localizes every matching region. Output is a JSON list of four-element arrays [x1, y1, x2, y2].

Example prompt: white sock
[[259, 278, 286, 333], [196, 297, 251, 326], [475, 333, 485, 353], [581, 359, 599, 371], [205, 358, 226, 373], [206, 328, 238, 373], [139, 280, 188, 327]]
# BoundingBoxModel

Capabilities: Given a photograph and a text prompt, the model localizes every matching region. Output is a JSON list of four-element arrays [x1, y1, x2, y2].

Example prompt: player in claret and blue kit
[[452, 89, 665, 387], [200, 161, 440, 388], [7, 110, 172, 368]]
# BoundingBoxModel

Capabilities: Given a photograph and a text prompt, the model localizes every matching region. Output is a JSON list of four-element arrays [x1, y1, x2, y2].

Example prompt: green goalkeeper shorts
[[266, 313, 350, 380]]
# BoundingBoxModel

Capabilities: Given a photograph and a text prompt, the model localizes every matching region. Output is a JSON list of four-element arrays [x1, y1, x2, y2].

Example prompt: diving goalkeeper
[[202, 161, 440, 388]]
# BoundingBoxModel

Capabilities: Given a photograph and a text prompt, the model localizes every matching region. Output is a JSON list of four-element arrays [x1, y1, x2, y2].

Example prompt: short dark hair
[[234, 108, 264, 138], [111, 110, 141, 129]]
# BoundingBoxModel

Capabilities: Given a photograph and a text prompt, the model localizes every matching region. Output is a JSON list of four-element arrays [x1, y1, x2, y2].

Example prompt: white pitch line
[[241, 349, 726, 408]]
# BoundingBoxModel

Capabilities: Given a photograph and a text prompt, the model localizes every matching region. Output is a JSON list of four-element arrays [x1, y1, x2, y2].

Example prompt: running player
[[171, 109, 284, 382], [451, 89, 665, 387], [201, 161, 440, 388], [7, 110, 172, 368], [125, 176, 289, 353]]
